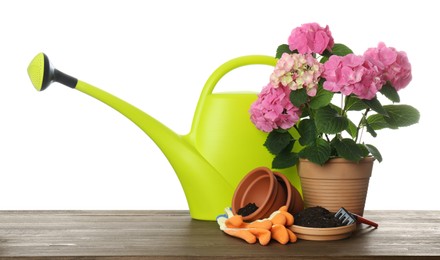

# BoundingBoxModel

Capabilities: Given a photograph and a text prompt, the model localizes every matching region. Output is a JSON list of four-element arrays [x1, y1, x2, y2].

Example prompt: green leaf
[[272, 152, 299, 169], [380, 83, 400, 103], [281, 136, 295, 154], [345, 96, 368, 111], [329, 103, 343, 114], [367, 104, 420, 130], [331, 43, 354, 56], [362, 97, 388, 116], [300, 108, 310, 118], [357, 144, 370, 157], [383, 104, 420, 128], [264, 131, 293, 155], [314, 106, 349, 134], [299, 139, 332, 165], [365, 144, 382, 162], [346, 119, 358, 138], [310, 85, 334, 109], [290, 88, 308, 107], [276, 44, 294, 59], [366, 114, 396, 130], [365, 121, 377, 137], [319, 55, 329, 63], [321, 49, 332, 58], [298, 119, 317, 146], [332, 138, 363, 162]]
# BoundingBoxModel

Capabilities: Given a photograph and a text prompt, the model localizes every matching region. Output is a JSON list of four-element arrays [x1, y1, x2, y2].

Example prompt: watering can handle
[[192, 55, 277, 131], [201, 55, 277, 96]]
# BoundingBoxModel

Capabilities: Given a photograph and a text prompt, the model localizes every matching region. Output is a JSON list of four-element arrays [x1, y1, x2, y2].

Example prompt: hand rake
[[335, 207, 378, 228]]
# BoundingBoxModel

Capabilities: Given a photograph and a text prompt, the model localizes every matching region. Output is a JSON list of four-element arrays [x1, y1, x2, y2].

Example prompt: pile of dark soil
[[237, 203, 259, 217], [294, 206, 345, 228]]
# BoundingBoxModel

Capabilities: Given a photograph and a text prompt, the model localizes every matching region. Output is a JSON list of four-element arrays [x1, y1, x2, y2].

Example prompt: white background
[[1, 0, 438, 211]]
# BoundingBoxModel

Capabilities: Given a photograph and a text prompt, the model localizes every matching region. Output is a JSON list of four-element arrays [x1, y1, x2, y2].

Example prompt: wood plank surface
[[0, 210, 439, 259]]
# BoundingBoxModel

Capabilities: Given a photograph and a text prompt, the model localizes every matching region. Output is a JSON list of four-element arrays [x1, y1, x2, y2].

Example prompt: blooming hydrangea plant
[[250, 23, 420, 168]]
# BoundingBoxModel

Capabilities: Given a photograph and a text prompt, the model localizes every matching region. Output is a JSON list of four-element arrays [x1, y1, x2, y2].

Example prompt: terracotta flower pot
[[273, 171, 304, 216], [232, 167, 303, 221], [298, 157, 374, 216]]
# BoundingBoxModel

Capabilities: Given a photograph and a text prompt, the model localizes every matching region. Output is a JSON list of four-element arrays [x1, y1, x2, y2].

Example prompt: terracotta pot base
[[274, 172, 304, 215]]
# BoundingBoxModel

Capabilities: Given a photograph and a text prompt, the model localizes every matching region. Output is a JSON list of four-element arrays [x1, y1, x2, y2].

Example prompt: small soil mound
[[294, 206, 345, 228], [237, 203, 259, 217]]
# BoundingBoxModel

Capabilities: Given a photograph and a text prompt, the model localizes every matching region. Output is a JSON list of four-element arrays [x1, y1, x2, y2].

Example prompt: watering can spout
[[27, 53, 234, 220]]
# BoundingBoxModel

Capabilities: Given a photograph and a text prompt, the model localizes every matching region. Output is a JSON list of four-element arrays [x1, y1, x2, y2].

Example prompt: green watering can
[[27, 53, 301, 221]]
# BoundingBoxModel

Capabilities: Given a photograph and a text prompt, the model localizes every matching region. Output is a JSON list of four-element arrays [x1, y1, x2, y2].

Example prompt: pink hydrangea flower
[[364, 42, 412, 91], [270, 53, 323, 97], [288, 23, 334, 54], [322, 54, 382, 100], [250, 83, 301, 132]]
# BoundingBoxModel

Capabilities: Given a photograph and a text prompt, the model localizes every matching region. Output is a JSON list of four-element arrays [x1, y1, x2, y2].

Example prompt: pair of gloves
[[217, 206, 297, 246]]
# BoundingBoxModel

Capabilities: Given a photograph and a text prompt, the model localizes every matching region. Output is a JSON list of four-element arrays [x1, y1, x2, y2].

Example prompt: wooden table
[[0, 210, 438, 259]]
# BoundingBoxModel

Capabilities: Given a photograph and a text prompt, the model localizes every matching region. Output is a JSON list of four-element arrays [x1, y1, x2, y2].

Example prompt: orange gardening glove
[[268, 206, 297, 244], [217, 208, 271, 245], [217, 206, 297, 246]]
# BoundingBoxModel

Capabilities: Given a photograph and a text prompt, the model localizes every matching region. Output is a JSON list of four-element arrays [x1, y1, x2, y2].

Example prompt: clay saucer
[[290, 223, 357, 241]]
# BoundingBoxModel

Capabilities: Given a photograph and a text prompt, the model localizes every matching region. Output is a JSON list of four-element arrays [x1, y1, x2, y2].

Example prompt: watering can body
[[185, 92, 301, 220], [27, 53, 301, 221], [172, 55, 302, 220]]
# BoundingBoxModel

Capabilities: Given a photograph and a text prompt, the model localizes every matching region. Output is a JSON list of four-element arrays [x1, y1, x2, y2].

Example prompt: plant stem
[[340, 94, 345, 116], [355, 108, 370, 143]]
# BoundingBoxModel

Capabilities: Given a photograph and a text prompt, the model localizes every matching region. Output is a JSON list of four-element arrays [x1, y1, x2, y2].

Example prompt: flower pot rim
[[298, 156, 374, 180], [299, 156, 375, 164]]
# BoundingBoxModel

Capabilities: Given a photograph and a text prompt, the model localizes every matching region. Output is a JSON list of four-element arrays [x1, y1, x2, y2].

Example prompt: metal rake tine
[[336, 207, 378, 228], [336, 207, 356, 225]]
